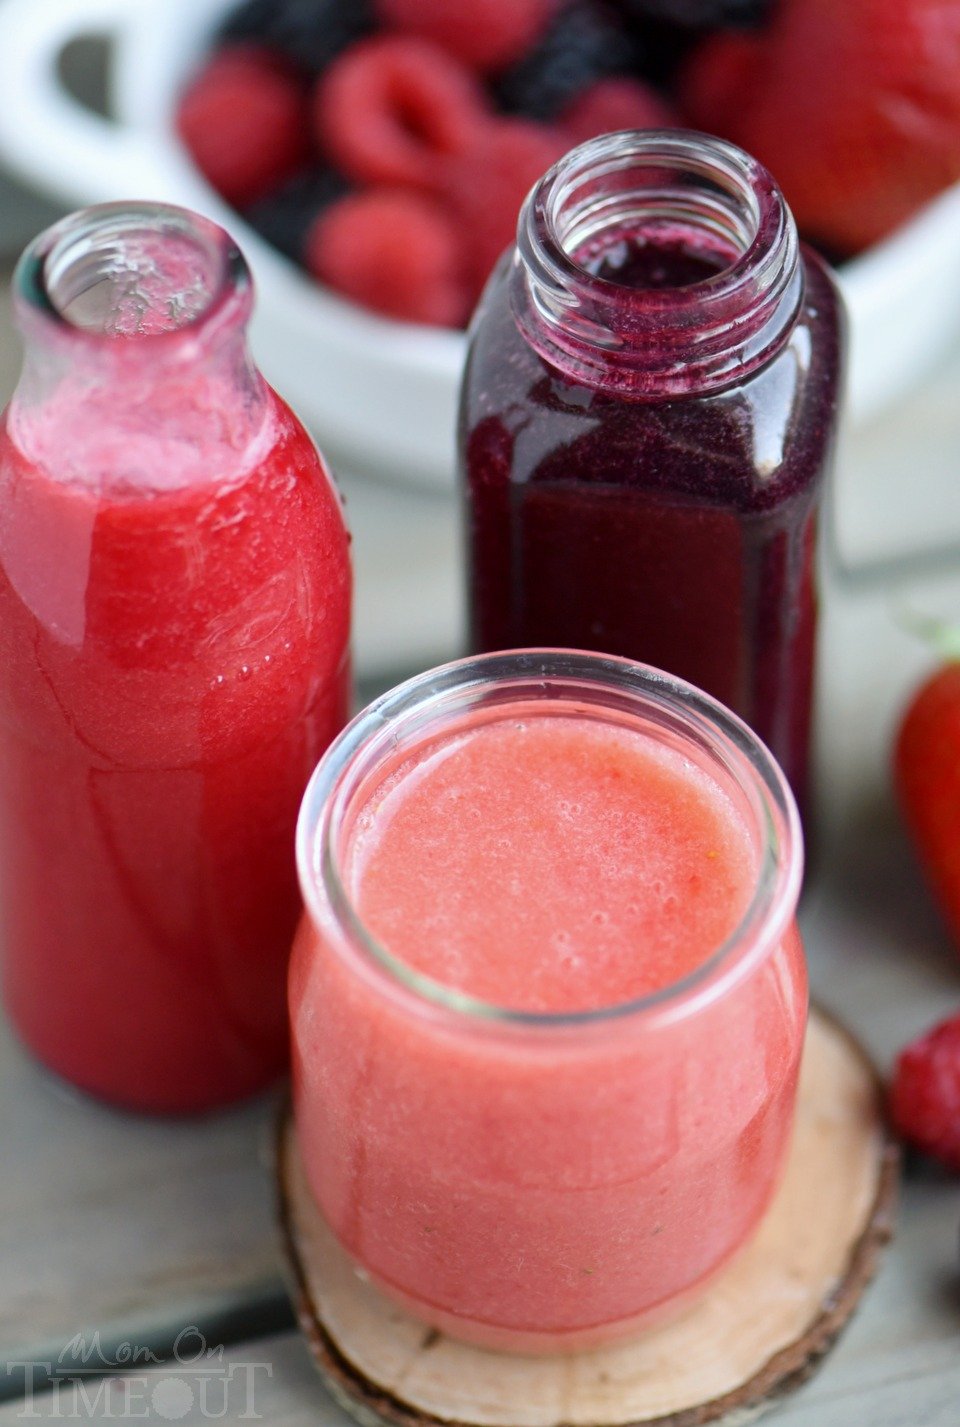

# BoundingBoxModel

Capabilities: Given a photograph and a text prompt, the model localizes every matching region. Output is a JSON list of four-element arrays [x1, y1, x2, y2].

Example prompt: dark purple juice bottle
[[459, 131, 843, 815]]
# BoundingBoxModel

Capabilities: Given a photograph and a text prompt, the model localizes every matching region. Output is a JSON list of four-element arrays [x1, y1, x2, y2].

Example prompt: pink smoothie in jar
[[290, 651, 806, 1353]]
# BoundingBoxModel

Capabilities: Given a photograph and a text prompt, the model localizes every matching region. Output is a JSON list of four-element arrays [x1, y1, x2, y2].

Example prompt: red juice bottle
[[459, 131, 844, 819], [0, 203, 351, 1113]]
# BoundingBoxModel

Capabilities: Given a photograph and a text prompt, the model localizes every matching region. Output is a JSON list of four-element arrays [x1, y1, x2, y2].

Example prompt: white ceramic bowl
[[1, 0, 959, 490]]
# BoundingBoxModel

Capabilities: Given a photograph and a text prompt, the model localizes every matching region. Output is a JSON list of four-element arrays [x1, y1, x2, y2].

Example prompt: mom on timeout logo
[[9, 1328, 273, 1420]]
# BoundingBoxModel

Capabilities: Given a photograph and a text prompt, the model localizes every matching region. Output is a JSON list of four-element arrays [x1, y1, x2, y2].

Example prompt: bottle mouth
[[8, 202, 268, 494], [14, 201, 252, 349], [514, 129, 802, 397], [297, 649, 803, 1036]]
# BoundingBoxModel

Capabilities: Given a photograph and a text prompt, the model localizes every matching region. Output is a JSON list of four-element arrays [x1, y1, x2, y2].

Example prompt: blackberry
[[621, 18, 701, 86], [244, 167, 349, 264], [492, 1, 637, 122], [612, 0, 775, 30], [217, 0, 375, 76]]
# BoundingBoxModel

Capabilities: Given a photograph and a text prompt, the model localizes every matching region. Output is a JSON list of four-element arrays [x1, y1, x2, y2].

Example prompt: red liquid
[[462, 228, 843, 813], [0, 394, 350, 1112]]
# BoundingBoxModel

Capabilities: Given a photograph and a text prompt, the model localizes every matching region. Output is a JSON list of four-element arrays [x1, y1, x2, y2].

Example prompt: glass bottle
[[291, 650, 806, 1352], [460, 131, 844, 816], [0, 203, 351, 1113]]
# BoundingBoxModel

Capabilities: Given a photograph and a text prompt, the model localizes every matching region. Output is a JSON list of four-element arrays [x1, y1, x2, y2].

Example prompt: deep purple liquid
[[460, 231, 843, 815], [581, 229, 732, 288]]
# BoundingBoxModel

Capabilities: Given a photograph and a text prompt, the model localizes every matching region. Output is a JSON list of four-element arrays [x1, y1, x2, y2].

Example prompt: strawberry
[[895, 661, 960, 951], [680, 0, 960, 253], [890, 1012, 960, 1171]]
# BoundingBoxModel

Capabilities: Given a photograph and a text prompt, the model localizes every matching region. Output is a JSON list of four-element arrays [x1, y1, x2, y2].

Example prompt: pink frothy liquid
[[351, 718, 755, 1011], [291, 696, 806, 1352]]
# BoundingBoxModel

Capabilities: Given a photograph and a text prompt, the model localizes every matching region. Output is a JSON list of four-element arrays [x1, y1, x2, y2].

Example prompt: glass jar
[[0, 203, 351, 1113], [291, 650, 806, 1353], [460, 131, 844, 818]]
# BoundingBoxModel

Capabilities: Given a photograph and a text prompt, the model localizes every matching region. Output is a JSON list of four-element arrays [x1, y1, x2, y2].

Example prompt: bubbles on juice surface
[[556, 798, 584, 819], [347, 714, 758, 1013], [550, 929, 582, 976]]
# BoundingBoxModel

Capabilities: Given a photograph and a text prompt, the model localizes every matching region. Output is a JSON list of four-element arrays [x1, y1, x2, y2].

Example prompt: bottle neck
[[512, 130, 803, 399], [8, 203, 269, 493]]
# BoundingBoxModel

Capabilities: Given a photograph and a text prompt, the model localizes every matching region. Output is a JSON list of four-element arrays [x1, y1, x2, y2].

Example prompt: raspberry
[[218, 0, 376, 76], [561, 77, 675, 145], [245, 166, 349, 261], [314, 35, 490, 189], [448, 119, 569, 295], [890, 1013, 960, 1171], [306, 187, 470, 326], [176, 46, 312, 208], [375, 0, 556, 73], [680, 32, 763, 133], [493, 1, 637, 121]]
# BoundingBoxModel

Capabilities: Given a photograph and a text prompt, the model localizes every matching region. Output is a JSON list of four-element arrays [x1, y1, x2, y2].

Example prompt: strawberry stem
[[895, 605, 960, 662]]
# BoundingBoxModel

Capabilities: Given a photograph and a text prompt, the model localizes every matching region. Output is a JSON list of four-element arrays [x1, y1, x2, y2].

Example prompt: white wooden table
[[1, 274, 959, 1422]]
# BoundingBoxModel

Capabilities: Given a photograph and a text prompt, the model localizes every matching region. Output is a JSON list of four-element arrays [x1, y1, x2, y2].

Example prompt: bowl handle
[[0, 0, 174, 205]]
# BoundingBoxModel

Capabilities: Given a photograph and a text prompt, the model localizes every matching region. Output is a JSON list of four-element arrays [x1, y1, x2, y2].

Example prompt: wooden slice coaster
[[277, 1008, 898, 1427]]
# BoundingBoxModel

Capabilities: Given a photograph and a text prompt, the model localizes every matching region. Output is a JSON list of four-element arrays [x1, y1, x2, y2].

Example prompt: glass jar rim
[[296, 650, 803, 1035], [513, 129, 803, 397], [13, 201, 252, 352]]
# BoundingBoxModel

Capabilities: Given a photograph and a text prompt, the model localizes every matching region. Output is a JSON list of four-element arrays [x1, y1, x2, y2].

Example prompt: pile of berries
[[176, 0, 960, 326]]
